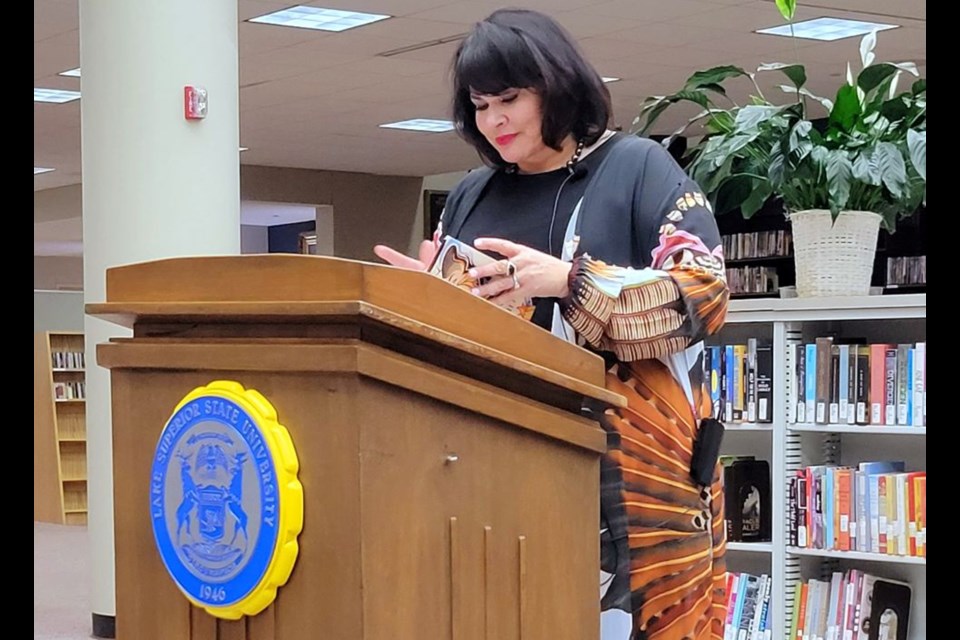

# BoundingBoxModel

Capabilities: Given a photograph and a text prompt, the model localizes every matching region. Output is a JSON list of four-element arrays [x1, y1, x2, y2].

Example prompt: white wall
[[34, 291, 85, 333]]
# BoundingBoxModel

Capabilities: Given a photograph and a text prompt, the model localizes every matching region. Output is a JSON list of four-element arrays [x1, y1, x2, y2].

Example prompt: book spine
[[869, 344, 887, 425], [884, 347, 898, 426], [855, 346, 870, 425], [830, 344, 841, 424], [896, 344, 910, 426], [747, 338, 758, 423], [815, 337, 833, 424], [806, 343, 817, 424], [756, 343, 774, 423], [913, 342, 925, 427]]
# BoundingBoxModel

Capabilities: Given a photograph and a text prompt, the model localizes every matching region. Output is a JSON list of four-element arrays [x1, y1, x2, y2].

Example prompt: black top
[[455, 134, 620, 329]]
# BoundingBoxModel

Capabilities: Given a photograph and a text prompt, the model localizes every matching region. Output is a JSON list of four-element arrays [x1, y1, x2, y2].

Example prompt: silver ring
[[511, 273, 520, 289], [506, 260, 517, 277]]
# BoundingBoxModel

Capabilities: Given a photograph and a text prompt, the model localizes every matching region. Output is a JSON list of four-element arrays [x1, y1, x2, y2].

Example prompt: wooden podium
[[86, 255, 623, 640]]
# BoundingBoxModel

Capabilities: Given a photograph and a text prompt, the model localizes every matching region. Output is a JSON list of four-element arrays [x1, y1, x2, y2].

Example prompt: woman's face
[[470, 87, 559, 173]]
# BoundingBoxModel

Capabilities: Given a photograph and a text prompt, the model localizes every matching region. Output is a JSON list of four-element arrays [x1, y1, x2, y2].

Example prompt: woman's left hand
[[469, 237, 572, 303]]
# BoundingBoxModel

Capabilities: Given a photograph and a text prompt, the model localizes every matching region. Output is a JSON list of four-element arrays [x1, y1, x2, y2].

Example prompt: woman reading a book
[[374, 8, 730, 640]]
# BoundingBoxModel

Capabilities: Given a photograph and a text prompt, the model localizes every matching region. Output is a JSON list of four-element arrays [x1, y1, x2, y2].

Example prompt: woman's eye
[[473, 103, 488, 111], [500, 95, 517, 104]]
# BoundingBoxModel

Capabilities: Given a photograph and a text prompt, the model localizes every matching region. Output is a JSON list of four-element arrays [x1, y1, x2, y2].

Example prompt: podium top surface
[[86, 255, 622, 405]]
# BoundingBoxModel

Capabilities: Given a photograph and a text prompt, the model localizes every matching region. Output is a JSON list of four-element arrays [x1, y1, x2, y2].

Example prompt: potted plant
[[633, 26, 926, 298]]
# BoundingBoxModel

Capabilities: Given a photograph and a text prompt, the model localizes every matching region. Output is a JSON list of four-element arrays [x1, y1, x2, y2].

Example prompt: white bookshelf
[[719, 294, 926, 640]]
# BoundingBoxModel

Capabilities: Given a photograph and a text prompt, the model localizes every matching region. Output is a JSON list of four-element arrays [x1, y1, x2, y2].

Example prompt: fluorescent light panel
[[35, 88, 81, 103], [59, 67, 81, 77], [248, 6, 390, 32], [602, 77, 620, 83], [380, 118, 455, 133], [34, 167, 56, 175], [756, 17, 898, 41]]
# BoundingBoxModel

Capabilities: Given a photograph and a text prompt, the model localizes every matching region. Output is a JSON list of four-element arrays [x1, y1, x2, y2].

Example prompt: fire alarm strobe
[[184, 86, 208, 120]]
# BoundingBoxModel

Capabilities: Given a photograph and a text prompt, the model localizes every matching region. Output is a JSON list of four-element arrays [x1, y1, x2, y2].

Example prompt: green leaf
[[907, 129, 926, 180], [857, 64, 898, 93], [788, 120, 813, 153], [741, 180, 774, 218], [734, 105, 788, 131], [685, 66, 749, 90], [852, 148, 882, 185], [912, 79, 926, 95], [829, 84, 862, 133], [757, 62, 807, 90], [874, 141, 907, 198], [824, 150, 853, 211], [774, 0, 796, 20], [713, 174, 758, 216]]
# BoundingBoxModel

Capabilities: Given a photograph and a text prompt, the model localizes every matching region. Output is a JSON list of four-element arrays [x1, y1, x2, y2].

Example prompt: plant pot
[[789, 209, 882, 298]]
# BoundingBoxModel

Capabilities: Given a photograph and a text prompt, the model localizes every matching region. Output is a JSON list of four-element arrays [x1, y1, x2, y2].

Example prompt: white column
[[78, 1, 240, 634]]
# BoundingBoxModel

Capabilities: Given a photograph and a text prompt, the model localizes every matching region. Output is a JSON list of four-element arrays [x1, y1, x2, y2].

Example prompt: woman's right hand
[[373, 239, 438, 272]]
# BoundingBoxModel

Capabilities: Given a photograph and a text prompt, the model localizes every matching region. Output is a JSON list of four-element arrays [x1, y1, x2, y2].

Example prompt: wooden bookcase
[[34, 331, 88, 525]]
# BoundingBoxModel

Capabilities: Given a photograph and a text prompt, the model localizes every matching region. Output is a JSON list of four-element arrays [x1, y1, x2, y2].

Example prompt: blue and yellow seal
[[149, 381, 303, 619]]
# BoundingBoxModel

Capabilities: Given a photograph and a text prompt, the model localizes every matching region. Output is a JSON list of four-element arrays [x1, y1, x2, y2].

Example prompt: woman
[[375, 8, 730, 640]]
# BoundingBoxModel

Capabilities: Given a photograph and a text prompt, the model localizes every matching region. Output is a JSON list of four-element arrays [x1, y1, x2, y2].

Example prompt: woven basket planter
[[790, 209, 882, 297]]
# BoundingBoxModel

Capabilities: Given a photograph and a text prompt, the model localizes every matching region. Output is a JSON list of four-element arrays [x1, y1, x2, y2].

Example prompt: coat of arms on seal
[[150, 380, 303, 620]]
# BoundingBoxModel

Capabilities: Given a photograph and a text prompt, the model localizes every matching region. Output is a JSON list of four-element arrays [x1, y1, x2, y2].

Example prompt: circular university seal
[[150, 380, 303, 620]]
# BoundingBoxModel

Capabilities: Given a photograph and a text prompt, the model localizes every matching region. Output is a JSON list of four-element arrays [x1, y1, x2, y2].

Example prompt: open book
[[427, 235, 534, 320]]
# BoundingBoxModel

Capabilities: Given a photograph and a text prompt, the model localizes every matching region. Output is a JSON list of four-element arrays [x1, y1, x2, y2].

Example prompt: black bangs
[[454, 21, 544, 96]]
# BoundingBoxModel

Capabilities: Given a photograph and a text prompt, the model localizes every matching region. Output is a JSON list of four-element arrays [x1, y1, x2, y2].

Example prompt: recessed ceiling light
[[248, 6, 390, 32], [239, 147, 249, 152], [35, 167, 56, 175], [602, 77, 621, 83], [35, 88, 81, 103], [59, 67, 81, 77], [756, 17, 898, 41], [379, 119, 455, 133]]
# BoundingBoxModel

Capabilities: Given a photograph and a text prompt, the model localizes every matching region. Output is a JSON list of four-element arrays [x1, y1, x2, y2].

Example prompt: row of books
[[787, 461, 926, 557], [722, 230, 793, 261], [788, 340, 926, 427], [723, 572, 773, 640], [704, 341, 774, 424], [885, 255, 925, 287], [51, 350, 86, 370], [726, 266, 779, 294], [53, 381, 86, 400], [789, 571, 911, 640]]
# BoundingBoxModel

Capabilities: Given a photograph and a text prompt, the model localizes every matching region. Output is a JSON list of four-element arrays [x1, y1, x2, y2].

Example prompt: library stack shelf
[[34, 331, 88, 526], [710, 294, 925, 640]]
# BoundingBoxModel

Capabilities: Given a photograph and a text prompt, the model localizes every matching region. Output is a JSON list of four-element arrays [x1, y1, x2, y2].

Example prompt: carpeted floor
[[34, 522, 93, 640]]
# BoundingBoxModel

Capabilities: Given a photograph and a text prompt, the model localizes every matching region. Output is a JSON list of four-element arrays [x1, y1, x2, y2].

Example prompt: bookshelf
[[34, 331, 88, 526], [717, 294, 926, 640]]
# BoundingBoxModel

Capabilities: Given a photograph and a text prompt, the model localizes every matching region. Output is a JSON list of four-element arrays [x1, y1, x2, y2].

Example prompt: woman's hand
[[373, 240, 438, 271], [470, 237, 572, 302]]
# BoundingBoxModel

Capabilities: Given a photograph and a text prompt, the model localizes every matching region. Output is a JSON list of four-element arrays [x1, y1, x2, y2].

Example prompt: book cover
[[866, 579, 911, 640], [724, 459, 772, 543], [427, 235, 534, 320]]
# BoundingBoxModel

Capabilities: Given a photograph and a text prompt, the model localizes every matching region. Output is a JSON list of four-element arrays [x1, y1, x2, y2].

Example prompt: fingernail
[[470, 288, 479, 296], [468, 269, 477, 277]]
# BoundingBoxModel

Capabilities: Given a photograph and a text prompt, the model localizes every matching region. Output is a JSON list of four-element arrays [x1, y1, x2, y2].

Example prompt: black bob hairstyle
[[451, 8, 612, 168]]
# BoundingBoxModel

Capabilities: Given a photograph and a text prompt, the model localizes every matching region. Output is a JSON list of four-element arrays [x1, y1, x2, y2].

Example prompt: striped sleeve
[[559, 189, 729, 363]]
